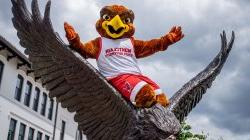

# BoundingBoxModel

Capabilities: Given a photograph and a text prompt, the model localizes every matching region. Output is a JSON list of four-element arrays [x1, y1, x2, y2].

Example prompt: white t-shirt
[[96, 37, 142, 79]]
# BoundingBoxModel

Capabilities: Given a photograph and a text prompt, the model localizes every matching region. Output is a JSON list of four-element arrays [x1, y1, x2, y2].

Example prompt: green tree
[[177, 122, 207, 140]]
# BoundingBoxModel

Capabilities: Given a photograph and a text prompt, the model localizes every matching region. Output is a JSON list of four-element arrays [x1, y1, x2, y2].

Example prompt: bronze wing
[[11, 0, 134, 139], [168, 31, 235, 122]]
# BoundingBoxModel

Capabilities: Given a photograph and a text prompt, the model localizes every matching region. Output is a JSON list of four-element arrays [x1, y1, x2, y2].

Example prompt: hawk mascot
[[64, 5, 184, 108]]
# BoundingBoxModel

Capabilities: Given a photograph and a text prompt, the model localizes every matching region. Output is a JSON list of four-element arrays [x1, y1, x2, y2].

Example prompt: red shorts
[[109, 74, 162, 104]]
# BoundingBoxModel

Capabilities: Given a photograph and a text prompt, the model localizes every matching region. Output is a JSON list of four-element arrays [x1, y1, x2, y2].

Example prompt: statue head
[[135, 104, 181, 139]]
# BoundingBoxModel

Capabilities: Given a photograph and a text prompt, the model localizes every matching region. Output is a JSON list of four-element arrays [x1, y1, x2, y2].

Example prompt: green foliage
[[176, 122, 207, 140]]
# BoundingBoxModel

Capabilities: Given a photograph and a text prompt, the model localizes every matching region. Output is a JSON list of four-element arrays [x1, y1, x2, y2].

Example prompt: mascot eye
[[102, 14, 110, 20], [124, 18, 131, 23]]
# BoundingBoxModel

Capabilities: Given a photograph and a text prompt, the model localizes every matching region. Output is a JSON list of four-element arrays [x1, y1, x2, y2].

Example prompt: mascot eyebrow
[[100, 6, 135, 22]]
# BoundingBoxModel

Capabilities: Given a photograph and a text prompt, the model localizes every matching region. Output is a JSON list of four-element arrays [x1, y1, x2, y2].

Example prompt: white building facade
[[0, 36, 85, 140]]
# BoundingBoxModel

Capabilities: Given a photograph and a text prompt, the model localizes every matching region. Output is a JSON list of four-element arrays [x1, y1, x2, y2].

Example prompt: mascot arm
[[64, 22, 100, 59], [133, 26, 184, 58], [69, 35, 100, 59]]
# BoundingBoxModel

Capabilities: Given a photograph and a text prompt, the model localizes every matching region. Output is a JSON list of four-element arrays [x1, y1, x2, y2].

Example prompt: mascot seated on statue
[[64, 5, 184, 108]]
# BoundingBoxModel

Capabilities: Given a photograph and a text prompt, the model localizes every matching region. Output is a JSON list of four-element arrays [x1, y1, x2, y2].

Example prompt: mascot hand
[[64, 22, 78, 41], [168, 26, 184, 43]]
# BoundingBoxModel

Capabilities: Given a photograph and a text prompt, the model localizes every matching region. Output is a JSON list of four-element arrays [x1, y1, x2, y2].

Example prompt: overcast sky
[[1, 0, 250, 139]]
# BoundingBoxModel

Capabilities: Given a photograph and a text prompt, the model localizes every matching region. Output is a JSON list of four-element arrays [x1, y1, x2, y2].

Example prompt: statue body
[[11, 0, 234, 139]]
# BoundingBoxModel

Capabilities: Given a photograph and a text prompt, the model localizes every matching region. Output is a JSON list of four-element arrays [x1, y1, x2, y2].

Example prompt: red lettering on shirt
[[105, 47, 133, 57]]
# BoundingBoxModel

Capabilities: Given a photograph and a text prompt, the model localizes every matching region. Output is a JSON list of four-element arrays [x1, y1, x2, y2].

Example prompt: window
[[7, 118, 17, 140], [48, 99, 54, 120], [0, 61, 4, 87], [18, 123, 26, 140], [45, 135, 50, 140], [40, 93, 47, 116], [14, 75, 24, 101], [32, 87, 40, 111], [24, 81, 32, 107], [60, 121, 66, 140], [37, 131, 42, 140], [28, 127, 34, 140]]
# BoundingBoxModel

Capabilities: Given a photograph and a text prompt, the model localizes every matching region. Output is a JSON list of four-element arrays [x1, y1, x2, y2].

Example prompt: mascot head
[[96, 5, 135, 39]]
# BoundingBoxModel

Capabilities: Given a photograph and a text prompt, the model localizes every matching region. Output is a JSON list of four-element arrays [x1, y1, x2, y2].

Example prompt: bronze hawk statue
[[11, 0, 235, 139]]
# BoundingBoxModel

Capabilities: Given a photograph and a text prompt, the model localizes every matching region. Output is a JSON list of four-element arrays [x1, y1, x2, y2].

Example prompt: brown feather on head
[[96, 5, 135, 39]]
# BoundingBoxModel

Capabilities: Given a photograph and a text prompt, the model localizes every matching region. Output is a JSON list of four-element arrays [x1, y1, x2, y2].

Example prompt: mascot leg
[[109, 74, 169, 108], [135, 84, 156, 108], [135, 75, 169, 107], [156, 93, 169, 107], [135, 84, 169, 108]]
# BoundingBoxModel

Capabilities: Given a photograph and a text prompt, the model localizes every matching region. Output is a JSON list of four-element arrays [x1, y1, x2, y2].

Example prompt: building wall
[[0, 43, 85, 140]]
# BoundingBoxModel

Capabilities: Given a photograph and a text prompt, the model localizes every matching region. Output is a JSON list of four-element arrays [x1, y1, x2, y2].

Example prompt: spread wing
[[168, 31, 235, 122], [11, 0, 134, 139]]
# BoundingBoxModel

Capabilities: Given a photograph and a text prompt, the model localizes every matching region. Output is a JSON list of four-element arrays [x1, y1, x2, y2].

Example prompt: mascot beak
[[101, 15, 129, 38], [107, 15, 125, 31]]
